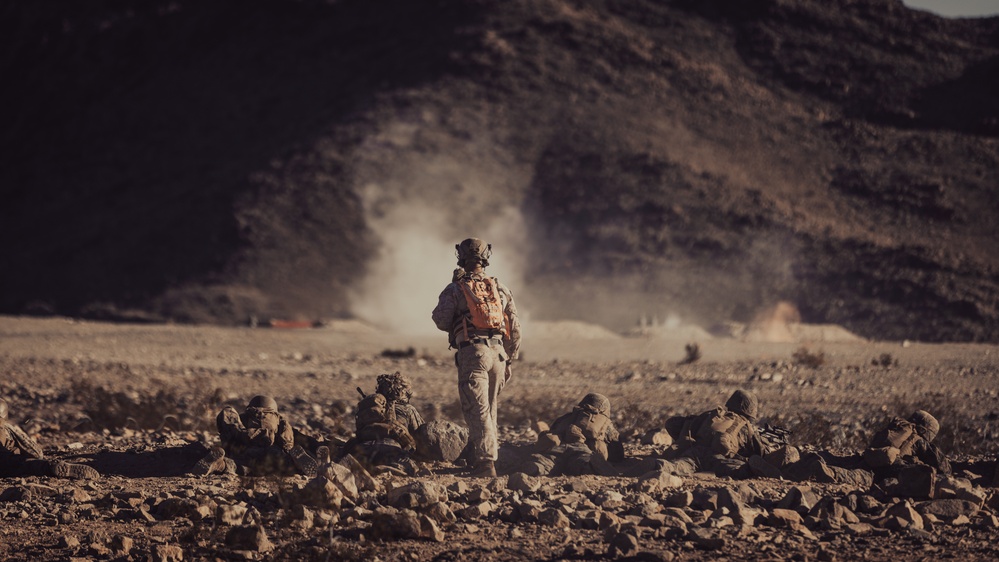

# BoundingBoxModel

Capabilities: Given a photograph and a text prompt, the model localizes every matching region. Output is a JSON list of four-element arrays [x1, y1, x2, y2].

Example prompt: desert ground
[[2, 314, 999, 561]]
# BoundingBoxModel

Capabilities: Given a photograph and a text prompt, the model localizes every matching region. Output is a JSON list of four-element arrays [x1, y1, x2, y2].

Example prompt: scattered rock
[[777, 486, 821, 513], [110, 535, 133, 556], [299, 476, 345, 509], [225, 525, 274, 553], [507, 472, 541, 494], [539, 508, 570, 528], [608, 531, 640, 556], [460, 501, 495, 520], [687, 527, 726, 550], [388, 480, 448, 509], [58, 535, 80, 549], [419, 514, 445, 542], [370, 507, 422, 540], [916, 499, 980, 522], [217, 504, 249, 526]]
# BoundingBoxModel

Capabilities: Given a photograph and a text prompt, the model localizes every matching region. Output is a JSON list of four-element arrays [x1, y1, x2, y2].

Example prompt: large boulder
[[414, 420, 469, 462]]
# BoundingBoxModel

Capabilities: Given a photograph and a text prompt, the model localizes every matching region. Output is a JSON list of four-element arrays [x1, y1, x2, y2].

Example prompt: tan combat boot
[[50, 460, 100, 480], [191, 446, 228, 475]]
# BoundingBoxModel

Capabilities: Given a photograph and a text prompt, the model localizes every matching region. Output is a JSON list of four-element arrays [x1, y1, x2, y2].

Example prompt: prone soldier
[[337, 372, 422, 475], [375, 371, 424, 435], [781, 410, 948, 490], [192, 395, 318, 477], [523, 393, 623, 477], [863, 409, 950, 474], [661, 390, 796, 478], [0, 399, 99, 479]]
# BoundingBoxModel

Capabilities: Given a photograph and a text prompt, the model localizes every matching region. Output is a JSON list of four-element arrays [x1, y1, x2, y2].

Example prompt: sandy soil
[[2, 315, 999, 561]]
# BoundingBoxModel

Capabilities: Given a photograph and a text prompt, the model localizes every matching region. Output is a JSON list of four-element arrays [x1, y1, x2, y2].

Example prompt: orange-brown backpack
[[458, 276, 508, 336]]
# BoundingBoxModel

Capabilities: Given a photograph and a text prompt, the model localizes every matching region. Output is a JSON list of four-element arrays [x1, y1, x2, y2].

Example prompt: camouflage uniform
[[432, 238, 521, 477], [375, 372, 425, 435], [662, 390, 778, 478], [0, 399, 99, 479], [863, 410, 950, 474], [781, 410, 949, 490], [525, 394, 621, 477], [339, 373, 423, 475], [195, 395, 316, 476]]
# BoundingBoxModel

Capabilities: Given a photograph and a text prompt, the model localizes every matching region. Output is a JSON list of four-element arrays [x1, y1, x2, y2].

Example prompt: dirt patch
[[1, 317, 999, 560]]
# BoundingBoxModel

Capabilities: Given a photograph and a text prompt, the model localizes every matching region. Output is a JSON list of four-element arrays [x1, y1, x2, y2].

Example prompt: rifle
[[758, 423, 792, 449]]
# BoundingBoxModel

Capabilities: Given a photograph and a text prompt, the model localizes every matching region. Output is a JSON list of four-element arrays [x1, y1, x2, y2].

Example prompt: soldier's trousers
[[525, 443, 616, 477], [666, 446, 749, 478], [456, 342, 507, 463], [0, 458, 52, 477]]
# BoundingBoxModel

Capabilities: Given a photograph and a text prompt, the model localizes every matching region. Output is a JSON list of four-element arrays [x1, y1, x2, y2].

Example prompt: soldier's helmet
[[725, 390, 759, 421], [455, 238, 492, 268], [0, 399, 7, 420], [247, 395, 279, 411], [909, 410, 940, 441], [376, 371, 414, 404], [578, 393, 611, 416]]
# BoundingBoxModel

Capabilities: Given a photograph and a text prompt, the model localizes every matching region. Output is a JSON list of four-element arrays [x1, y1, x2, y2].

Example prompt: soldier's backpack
[[571, 409, 613, 443], [869, 417, 918, 454], [691, 407, 752, 458], [865, 417, 918, 467], [356, 393, 395, 430], [457, 276, 508, 337]]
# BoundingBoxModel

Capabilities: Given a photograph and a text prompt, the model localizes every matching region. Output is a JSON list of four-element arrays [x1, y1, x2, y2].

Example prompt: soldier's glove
[[565, 425, 587, 445]]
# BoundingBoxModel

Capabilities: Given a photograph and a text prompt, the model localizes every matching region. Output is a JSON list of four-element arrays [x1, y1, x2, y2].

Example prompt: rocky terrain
[[2, 0, 998, 341], [2, 316, 999, 560]]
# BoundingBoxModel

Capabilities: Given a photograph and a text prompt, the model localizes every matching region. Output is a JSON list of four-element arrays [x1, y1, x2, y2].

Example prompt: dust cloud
[[744, 301, 802, 343], [349, 197, 528, 336]]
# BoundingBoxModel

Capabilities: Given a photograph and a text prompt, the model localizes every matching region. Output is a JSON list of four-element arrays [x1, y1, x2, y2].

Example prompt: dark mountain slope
[[1, 0, 996, 341]]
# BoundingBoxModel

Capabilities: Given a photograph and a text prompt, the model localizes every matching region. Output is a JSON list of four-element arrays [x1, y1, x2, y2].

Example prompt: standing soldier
[[432, 237, 522, 477]]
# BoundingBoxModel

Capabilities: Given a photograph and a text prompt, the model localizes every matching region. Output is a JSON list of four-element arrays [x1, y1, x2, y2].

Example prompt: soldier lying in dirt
[[522, 393, 624, 477], [0, 399, 100, 479], [336, 372, 424, 476], [782, 409, 949, 493], [660, 390, 799, 479], [191, 395, 318, 477]]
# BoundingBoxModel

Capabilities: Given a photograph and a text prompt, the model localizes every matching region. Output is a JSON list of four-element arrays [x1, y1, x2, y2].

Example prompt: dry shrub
[[872, 353, 898, 367], [791, 347, 826, 368], [70, 377, 223, 432], [679, 343, 702, 365]]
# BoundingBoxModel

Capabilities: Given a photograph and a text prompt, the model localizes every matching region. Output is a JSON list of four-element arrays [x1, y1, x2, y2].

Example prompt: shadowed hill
[[1, 0, 997, 341]]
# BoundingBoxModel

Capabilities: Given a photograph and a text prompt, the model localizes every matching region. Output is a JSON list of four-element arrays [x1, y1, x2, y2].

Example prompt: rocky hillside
[[2, 0, 997, 341]]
